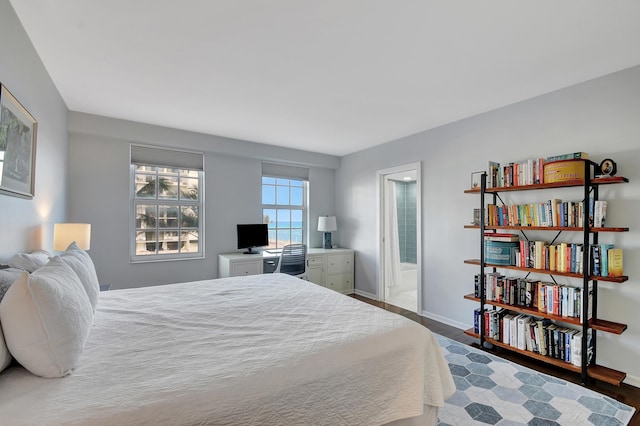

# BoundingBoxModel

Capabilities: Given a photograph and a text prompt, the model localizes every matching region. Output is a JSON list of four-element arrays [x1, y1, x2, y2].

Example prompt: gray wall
[[68, 112, 339, 289], [337, 65, 640, 386], [0, 0, 68, 259]]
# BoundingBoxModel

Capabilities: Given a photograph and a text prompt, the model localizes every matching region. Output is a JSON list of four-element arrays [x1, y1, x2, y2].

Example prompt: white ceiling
[[9, 1, 640, 156]]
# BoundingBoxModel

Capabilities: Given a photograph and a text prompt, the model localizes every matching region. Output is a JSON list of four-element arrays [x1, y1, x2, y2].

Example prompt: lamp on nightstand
[[53, 223, 91, 251], [318, 216, 337, 249]]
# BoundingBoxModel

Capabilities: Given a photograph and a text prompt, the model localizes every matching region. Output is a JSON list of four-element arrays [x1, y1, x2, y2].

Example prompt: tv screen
[[236, 224, 268, 254]]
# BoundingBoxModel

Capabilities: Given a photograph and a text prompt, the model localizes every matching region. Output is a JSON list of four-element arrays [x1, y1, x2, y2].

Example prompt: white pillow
[[0, 324, 11, 373], [0, 267, 23, 303], [0, 257, 93, 378], [59, 242, 100, 312], [8, 250, 51, 272]]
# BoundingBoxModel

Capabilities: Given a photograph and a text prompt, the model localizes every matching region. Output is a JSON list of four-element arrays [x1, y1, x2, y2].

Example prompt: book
[[571, 331, 583, 367], [565, 329, 579, 363], [536, 158, 545, 184], [545, 152, 589, 162], [485, 241, 519, 265], [516, 315, 529, 350], [488, 161, 501, 188], [550, 198, 562, 227], [546, 324, 558, 358], [594, 200, 607, 228], [502, 314, 516, 345], [484, 232, 519, 242], [525, 320, 534, 351], [536, 319, 548, 356], [591, 245, 601, 276], [474, 308, 482, 333], [509, 314, 519, 348], [534, 241, 544, 269], [600, 243, 614, 277], [608, 248, 624, 277], [538, 283, 546, 312]]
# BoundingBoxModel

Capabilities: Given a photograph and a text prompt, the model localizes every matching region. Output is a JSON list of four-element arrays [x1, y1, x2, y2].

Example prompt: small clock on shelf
[[598, 158, 617, 177]]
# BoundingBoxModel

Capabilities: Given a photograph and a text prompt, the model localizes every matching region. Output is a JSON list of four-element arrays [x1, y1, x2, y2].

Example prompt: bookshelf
[[465, 158, 628, 386]]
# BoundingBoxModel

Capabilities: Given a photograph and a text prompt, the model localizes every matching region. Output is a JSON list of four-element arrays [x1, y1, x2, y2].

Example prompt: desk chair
[[274, 244, 308, 279]]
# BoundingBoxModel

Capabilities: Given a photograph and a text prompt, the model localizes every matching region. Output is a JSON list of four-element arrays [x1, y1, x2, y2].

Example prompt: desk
[[217, 248, 354, 294]]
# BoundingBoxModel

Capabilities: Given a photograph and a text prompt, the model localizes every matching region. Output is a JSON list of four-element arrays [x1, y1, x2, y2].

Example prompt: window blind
[[261, 162, 309, 181], [131, 144, 204, 170]]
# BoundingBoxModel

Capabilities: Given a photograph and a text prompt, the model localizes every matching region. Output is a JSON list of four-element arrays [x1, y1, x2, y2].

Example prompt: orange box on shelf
[[543, 159, 585, 183]]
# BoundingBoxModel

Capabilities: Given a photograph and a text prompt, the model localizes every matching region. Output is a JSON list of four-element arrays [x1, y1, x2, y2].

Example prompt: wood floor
[[351, 294, 640, 426]]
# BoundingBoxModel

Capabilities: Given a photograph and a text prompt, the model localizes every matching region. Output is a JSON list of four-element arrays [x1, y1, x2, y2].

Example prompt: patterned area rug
[[435, 334, 636, 425]]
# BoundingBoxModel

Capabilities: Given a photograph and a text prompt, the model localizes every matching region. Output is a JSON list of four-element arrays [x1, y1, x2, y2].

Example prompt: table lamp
[[318, 216, 337, 249], [54, 223, 91, 251]]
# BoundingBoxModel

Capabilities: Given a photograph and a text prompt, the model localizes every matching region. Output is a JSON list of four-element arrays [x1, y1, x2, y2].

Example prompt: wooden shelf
[[463, 294, 627, 335], [463, 328, 626, 386], [463, 294, 581, 326], [464, 176, 628, 194], [463, 259, 629, 283], [589, 318, 628, 335], [464, 225, 629, 233]]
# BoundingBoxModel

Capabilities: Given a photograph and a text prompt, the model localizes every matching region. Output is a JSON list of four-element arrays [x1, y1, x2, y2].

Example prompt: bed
[[0, 270, 454, 425]]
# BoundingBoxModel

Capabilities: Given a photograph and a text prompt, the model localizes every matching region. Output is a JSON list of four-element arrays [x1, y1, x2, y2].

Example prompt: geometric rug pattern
[[435, 334, 636, 425]]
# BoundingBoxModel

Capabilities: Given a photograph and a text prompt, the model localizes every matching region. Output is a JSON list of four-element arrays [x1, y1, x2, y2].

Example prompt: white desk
[[218, 248, 354, 294]]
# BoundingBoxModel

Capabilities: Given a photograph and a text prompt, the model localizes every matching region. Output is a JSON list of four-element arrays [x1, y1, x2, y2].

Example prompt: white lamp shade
[[318, 216, 337, 232], [54, 223, 91, 251]]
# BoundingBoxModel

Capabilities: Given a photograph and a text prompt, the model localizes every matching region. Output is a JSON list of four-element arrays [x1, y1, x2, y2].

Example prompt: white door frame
[[376, 162, 422, 314]]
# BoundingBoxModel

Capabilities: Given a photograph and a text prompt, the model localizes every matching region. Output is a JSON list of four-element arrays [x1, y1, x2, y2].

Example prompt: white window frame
[[261, 175, 307, 249], [130, 145, 204, 262]]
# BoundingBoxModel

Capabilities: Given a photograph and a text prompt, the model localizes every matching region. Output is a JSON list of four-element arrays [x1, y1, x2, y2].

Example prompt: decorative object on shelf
[[318, 215, 337, 249], [53, 223, 92, 251], [0, 83, 38, 199], [472, 208, 480, 225], [471, 171, 484, 189], [543, 159, 585, 183], [597, 158, 617, 177]]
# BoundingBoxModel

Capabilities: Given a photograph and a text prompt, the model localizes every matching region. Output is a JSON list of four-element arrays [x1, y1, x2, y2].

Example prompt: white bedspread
[[0, 273, 454, 425]]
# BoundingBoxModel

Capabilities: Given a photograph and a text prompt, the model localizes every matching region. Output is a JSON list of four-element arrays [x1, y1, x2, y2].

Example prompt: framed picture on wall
[[0, 83, 38, 199]]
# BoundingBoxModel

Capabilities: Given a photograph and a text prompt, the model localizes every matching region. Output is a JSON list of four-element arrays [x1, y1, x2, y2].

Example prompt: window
[[261, 162, 309, 249], [130, 145, 204, 261], [262, 177, 306, 248]]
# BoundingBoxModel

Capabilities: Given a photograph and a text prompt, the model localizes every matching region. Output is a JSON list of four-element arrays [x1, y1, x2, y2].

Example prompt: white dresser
[[307, 248, 354, 294], [218, 248, 354, 294]]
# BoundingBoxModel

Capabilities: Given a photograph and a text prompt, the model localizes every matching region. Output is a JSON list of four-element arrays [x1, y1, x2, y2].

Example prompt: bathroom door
[[377, 162, 422, 314]]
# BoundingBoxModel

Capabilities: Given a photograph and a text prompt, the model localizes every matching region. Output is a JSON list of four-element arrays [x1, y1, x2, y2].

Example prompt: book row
[[484, 240, 624, 277], [474, 273, 593, 320], [485, 198, 606, 228], [486, 152, 589, 189], [473, 308, 592, 367]]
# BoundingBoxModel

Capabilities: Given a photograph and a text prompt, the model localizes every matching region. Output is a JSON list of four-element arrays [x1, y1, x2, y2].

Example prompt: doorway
[[377, 162, 422, 314]]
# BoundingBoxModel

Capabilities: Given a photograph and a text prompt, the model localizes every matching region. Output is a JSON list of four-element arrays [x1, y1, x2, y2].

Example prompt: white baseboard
[[421, 310, 470, 331], [354, 289, 378, 300], [622, 373, 640, 388]]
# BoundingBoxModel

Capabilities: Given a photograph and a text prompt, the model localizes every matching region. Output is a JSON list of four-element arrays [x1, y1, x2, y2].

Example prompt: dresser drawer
[[325, 273, 354, 294], [231, 261, 262, 276], [307, 255, 325, 268], [327, 253, 353, 274]]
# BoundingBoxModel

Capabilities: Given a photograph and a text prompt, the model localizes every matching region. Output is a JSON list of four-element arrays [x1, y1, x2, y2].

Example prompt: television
[[236, 224, 268, 254]]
